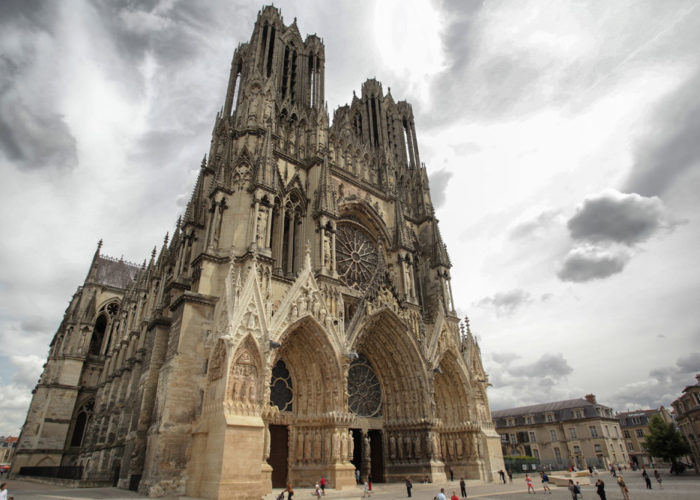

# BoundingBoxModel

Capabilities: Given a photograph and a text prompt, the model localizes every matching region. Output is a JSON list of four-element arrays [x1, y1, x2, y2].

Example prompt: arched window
[[70, 399, 94, 447], [270, 359, 293, 411], [88, 314, 107, 356], [347, 353, 382, 417]]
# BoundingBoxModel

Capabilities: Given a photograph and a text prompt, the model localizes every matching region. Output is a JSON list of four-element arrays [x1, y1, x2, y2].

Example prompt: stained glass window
[[348, 354, 382, 417], [270, 359, 293, 411]]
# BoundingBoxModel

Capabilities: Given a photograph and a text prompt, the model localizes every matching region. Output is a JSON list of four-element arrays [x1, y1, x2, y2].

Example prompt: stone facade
[[617, 407, 673, 468], [493, 395, 627, 470], [672, 374, 700, 473], [11, 6, 504, 499]]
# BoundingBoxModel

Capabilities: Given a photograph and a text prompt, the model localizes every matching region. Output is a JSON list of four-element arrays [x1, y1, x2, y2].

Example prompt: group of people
[[274, 465, 666, 500]]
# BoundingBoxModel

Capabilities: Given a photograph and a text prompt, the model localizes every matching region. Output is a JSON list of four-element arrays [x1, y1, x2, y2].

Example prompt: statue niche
[[229, 337, 262, 409]]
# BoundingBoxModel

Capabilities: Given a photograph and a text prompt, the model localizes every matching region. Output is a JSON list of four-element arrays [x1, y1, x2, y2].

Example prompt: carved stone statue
[[304, 431, 312, 461], [413, 434, 422, 458], [332, 430, 340, 461], [348, 430, 354, 460], [389, 434, 397, 459], [363, 433, 371, 461], [313, 430, 322, 462], [296, 430, 304, 462], [263, 425, 271, 461], [256, 208, 268, 247]]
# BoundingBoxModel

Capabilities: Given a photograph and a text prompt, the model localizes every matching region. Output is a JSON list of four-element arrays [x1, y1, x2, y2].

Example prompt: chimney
[[585, 394, 597, 404]]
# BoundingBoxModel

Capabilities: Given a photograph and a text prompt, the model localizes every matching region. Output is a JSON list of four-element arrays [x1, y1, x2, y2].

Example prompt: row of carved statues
[[291, 427, 355, 464]]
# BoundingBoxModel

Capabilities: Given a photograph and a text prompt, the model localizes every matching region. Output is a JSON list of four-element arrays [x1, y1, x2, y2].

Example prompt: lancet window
[[69, 399, 94, 448], [272, 193, 304, 277]]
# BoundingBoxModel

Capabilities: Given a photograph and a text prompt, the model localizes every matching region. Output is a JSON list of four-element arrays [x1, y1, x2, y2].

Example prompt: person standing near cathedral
[[653, 469, 663, 489], [449, 465, 455, 481], [0, 482, 12, 500], [595, 479, 606, 500], [641, 468, 651, 489], [319, 476, 326, 495], [541, 471, 551, 494], [436, 487, 447, 500], [405, 477, 412, 497], [459, 477, 467, 498]]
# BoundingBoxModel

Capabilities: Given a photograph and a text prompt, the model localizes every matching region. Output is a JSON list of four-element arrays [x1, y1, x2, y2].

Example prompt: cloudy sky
[[1, 0, 699, 435]]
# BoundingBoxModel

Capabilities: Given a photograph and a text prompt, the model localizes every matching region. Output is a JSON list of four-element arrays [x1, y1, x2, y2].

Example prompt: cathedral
[[12, 6, 504, 499]]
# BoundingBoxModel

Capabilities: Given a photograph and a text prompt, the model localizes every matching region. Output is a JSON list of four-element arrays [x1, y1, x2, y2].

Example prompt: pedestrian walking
[[653, 469, 663, 489], [616, 476, 630, 500], [362, 481, 371, 498], [286, 482, 294, 500], [355, 469, 361, 484], [0, 483, 13, 500], [541, 471, 551, 494], [405, 477, 412, 498], [498, 469, 506, 484], [595, 479, 606, 500], [507, 469, 513, 483], [460, 477, 467, 498], [568, 480, 578, 500], [526, 474, 535, 494], [320, 476, 326, 495], [449, 466, 454, 481], [450, 491, 459, 500], [641, 468, 651, 489], [436, 487, 447, 500], [575, 481, 583, 499]]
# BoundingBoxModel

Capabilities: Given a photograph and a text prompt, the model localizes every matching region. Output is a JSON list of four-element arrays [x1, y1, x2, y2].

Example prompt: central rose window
[[336, 222, 378, 290]]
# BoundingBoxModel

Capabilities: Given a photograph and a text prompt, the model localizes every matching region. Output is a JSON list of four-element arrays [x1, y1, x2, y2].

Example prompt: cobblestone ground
[[4, 472, 699, 500]]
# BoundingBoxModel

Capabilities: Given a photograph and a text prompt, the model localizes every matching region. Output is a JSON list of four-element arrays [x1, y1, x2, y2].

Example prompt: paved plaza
[[3, 472, 700, 500]]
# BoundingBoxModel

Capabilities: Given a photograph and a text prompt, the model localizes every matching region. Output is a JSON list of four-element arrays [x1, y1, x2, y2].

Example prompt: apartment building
[[672, 374, 700, 473], [617, 407, 673, 468], [493, 395, 627, 470]]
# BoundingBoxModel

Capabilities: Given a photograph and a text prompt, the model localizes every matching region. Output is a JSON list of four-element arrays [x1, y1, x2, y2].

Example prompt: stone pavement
[[3, 472, 700, 500]]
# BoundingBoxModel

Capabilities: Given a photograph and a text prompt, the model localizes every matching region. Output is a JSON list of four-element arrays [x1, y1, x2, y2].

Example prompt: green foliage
[[504, 455, 537, 461], [643, 414, 690, 463]]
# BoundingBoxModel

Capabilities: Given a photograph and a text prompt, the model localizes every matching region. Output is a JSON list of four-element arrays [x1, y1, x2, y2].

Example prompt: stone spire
[[313, 150, 338, 217]]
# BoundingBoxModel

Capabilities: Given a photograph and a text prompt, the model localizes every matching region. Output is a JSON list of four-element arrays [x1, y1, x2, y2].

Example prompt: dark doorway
[[369, 429, 384, 483], [269, 425, 289, 488], [111, 461, 120, 487], [351, 428, 362, 478]]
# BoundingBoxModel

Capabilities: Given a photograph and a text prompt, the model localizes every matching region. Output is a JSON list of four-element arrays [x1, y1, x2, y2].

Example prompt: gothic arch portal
[[434, 350, 483, 479], [269, 316, 350, 487]]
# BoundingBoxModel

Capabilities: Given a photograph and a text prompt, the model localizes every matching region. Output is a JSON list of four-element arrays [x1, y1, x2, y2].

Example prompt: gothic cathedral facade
[[12, 7, 504, 499]]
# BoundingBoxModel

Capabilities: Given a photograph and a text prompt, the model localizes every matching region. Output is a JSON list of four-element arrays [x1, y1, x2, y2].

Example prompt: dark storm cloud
[[625, 70, 700, 197], [557, 246, 629, 282], [428, 169, 453, 208], [567, 190, 680, 246], [476, 288, 531, 316]]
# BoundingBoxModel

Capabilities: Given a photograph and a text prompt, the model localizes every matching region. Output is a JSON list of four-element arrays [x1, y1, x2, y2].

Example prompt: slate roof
[[492, 398, 592, 418], [94, 255, 140, 289]]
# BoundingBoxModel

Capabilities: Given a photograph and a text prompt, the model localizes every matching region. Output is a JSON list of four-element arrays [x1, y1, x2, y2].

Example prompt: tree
[[643, 414, 690, 473]]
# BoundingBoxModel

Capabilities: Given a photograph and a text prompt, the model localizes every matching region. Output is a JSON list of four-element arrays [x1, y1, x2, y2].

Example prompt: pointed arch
[[274, 316, 344, 416], [351, 309, 430, 421]]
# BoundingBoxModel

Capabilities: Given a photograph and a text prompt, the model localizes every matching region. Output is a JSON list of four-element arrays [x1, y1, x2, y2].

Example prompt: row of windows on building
[[501, 424, 623, 442]]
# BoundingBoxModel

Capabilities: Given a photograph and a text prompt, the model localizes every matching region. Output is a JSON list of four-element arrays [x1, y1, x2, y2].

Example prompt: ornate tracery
[[336, 222, 378, 289], [347, 353, 382, 417]]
